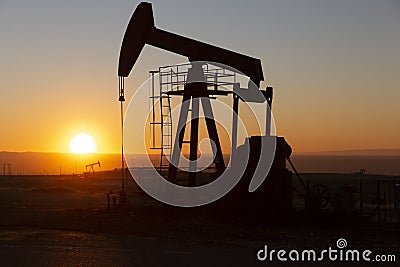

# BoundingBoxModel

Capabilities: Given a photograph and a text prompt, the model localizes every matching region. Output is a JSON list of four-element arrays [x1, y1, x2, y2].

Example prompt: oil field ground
[[0, 173, 399, 266]]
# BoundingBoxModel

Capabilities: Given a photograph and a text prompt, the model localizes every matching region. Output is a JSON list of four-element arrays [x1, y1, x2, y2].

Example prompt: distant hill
[[0, 152, 122, 175], [1, 149, 399, 176], [294, 149, 400, 156], [0, 152, 165, 175]]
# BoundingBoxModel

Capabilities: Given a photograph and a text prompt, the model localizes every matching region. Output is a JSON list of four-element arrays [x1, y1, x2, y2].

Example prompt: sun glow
[[69, 133, 97, 154]]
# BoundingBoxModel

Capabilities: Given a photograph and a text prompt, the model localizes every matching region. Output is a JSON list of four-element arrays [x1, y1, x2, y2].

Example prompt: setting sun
[[69, 133, 97, 154]]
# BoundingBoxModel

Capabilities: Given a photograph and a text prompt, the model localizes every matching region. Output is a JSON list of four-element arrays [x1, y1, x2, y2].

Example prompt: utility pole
[[2, 163, 11, 175]]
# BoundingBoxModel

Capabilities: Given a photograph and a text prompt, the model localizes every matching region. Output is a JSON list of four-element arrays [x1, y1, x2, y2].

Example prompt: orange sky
[[1, 1, 399, 154]]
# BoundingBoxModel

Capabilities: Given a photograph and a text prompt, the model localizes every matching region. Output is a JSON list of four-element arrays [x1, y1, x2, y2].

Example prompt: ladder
[[159, 94, 172, 172], [149, 70, 173, 173]]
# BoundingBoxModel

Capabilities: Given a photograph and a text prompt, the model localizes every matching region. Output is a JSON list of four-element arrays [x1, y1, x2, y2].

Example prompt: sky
[[0, 0, 399, 154]]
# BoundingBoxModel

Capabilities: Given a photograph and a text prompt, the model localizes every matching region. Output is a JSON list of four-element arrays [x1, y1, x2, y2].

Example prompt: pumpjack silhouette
[[118, 2, 295, 221]]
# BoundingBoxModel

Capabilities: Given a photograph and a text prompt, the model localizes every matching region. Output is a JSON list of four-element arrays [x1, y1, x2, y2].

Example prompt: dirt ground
[[0, 174, 399, 266]]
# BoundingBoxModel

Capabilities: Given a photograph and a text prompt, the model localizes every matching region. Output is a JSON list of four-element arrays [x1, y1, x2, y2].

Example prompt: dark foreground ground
[[0, 174, 399, 266]]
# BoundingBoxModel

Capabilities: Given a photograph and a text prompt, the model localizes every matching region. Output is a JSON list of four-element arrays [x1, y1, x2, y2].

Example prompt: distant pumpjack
[[86, 161, 101, 175]]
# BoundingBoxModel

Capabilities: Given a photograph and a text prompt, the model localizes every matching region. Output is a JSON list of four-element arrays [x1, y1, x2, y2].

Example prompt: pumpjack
[[85, 161, 101, 174], [118, 2, 297, 219]]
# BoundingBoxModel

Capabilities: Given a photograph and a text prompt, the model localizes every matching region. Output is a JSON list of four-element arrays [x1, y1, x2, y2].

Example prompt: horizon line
[[2, 148, 400, 155]]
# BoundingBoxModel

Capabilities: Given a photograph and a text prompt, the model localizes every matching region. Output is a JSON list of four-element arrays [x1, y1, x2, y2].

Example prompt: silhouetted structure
[[118, 3, 263, 86], [2, 163, 11, 176], [118, 2, 295, 219], [85, 161, 101, 174]]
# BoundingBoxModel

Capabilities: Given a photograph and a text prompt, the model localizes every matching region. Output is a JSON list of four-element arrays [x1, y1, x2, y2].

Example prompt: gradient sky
[[1, 0, 399, 154]]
